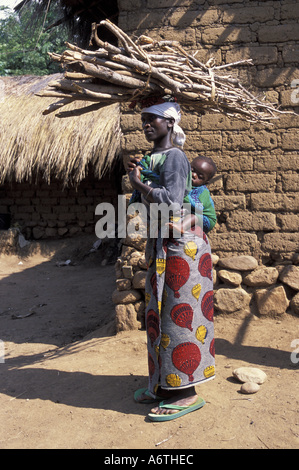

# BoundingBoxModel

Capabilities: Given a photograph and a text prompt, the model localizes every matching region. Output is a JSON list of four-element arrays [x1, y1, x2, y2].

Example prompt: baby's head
[[191, 156, 217, 187]]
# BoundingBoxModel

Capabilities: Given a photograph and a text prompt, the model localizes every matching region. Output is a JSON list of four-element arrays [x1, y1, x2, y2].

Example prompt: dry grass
[[0, 75, 121, 186]]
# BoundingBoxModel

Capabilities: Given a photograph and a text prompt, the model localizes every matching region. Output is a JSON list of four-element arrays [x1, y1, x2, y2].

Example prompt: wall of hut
[[112, 0, 299, 328], [0, 171, 119, 240]]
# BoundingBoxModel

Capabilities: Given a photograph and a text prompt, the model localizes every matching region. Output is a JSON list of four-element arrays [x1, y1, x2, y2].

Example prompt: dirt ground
[[0, 235, 298, 450]]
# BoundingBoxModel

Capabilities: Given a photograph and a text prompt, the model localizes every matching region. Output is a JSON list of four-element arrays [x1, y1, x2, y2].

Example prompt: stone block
[[279, 265, 299, 291], [112, 289, 142, 304], [214, 287, 251, 314], [115, 303, 141, 332], [217, 269, 242, 286], [218, 255, 258, 271], [133, 270, 147, 289], [116, 278, 132, 291], [255, 286, 289, 316], [243, 267, 279, 287]]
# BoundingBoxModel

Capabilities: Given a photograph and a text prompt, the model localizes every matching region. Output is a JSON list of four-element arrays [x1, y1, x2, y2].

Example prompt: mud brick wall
[[0, 172, 118, 240], [118, 0, 299, 263]]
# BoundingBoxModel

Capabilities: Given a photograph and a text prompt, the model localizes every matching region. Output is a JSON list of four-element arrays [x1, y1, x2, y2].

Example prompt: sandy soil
[[0, 235, 298, 450]]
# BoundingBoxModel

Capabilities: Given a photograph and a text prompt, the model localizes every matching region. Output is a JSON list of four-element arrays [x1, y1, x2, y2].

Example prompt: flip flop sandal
[[148, 396, 206, 421], [134, 388, 164, 404]]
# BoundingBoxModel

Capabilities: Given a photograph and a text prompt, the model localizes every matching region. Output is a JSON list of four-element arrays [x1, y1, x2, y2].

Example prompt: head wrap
[[141, 101, 186, 148]]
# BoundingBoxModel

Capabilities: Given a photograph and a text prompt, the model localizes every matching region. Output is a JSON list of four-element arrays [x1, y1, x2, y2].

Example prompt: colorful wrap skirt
[[145, 227, 215, 395]]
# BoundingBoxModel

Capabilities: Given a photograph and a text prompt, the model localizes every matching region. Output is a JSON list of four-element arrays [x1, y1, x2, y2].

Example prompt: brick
[[120, 114, 140, 132], [258, 24, 299, 43], [281, 3, 299, 20], [21, 190, 35, 197], [200, 114, 250, 131], [263, 232, 299, 253], [282, 45, 299, 64], [254, 67, 299, 88], [277, 214, 299, 232], [251, 131, 277, 149], [281, 131, 299, 150], [280, 89, 298, 107], [15, 198, 30, 206], [254, 154, 299, 172], [227, 211, 277, 231], [272, 113, 299, 130], [122, 133, 150, 153], [226, 174, 276, 192], [281, 173, 299, 191], [202, 26, 252, 45], [223, 6, 274, 24], [210, 0, 243, 3], [213, 155, 253, 172], [169, 9, 220, 28], [158, 27, 196, 46], [224, 133, 255, 151], [226, 46, 278, 66], [209, 232, 258, 252], [250, 193, 299, 212], [118, 0, 142, 10], [185, 133, 222, 151], [213, 195, 246, 211], [148, 0, 193, 7]]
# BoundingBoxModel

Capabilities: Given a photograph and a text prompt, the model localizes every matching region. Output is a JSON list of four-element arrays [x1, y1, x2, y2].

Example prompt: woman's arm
[[127, 158, 155, 203]]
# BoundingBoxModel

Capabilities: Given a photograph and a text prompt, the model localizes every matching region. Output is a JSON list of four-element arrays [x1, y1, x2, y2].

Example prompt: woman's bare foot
[[150, 387, 198, 416]]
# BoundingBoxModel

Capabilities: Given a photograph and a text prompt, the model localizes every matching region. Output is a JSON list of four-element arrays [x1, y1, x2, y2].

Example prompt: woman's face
[[141, 113, 173, 143]]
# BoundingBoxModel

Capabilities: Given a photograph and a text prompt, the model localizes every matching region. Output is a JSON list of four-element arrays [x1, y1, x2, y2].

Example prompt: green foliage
[[0, 2, 72, 76]]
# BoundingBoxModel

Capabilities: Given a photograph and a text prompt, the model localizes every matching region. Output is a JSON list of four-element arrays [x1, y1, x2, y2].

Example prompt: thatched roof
[[0, 75, 121, 186]]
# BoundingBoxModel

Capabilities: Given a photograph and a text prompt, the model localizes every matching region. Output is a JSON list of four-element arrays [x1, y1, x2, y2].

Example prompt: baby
[[168, 155, 217, 235]]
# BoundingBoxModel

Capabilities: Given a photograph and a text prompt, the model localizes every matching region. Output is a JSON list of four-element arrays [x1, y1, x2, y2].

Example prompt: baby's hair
[[194, 155, 217, 179]]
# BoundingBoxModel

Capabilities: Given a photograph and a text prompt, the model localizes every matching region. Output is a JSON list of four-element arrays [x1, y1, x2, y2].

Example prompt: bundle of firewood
[[38, 19, 289, 122]]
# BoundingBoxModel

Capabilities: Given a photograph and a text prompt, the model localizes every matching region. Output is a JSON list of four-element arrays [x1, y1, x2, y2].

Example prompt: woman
[[127, 98, 215, 421]]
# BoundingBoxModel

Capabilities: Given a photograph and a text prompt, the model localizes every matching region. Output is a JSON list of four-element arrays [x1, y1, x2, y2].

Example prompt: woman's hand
[[129, 165, 141, 185], [127, 157, 141, 174], [127, 157, 142, 188]]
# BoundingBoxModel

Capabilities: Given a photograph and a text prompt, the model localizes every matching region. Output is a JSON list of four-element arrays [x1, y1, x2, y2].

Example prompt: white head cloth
[[141, 101, 186, 147]]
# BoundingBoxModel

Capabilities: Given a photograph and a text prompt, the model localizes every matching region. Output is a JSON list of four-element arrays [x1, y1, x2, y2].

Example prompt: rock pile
[[233, 366, 267, 395], [113, 237, 299, 331]]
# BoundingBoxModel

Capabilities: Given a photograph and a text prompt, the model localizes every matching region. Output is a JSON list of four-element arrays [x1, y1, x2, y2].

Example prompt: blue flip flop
[[148, 396, 206, 421], [134, 388, 164, 404]]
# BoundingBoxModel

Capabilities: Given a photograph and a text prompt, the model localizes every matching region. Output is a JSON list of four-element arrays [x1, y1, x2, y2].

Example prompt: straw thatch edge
[[0, 74, 122, 187]]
